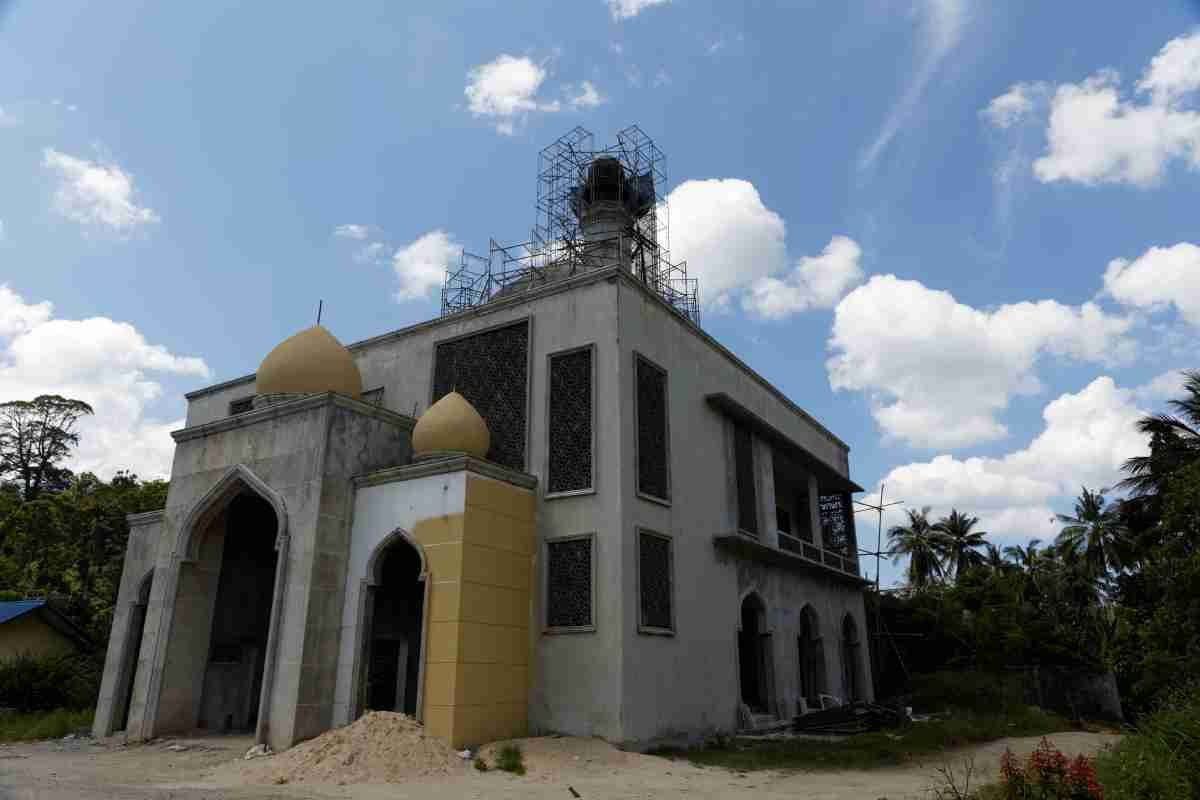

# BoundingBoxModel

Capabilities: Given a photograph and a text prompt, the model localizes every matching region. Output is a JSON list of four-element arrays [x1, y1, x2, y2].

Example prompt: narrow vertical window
[[794, 487, 813, 543], [638, 530, 673, 633], [545, 535, 594, 631], [734, 423, 758, 535], [547, 347, 593, 494], [635, 355, 669, 501]]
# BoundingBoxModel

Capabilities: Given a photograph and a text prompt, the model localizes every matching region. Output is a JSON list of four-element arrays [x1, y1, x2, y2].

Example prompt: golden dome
[[256, 325, 363, 399], [412, 391, 490, 459]]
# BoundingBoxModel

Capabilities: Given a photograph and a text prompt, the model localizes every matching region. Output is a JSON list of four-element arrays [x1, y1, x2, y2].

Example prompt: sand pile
[[239, 711, 463, 784]]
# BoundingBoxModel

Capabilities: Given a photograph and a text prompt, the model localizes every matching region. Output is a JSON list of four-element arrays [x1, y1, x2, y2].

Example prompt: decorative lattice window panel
[[545, 536, 593, 629], [228, 397, 254, 416], [635, 355, 669, 501], [638, 530, 673, 632], [432, 321, 529, 471], [819, 493, 855, 556], [547, 348, 593, 494]]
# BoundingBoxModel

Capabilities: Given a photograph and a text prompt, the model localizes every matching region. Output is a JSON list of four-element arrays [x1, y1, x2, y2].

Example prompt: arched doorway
[[797, 604, 824, 712], [359, 533, 425, 717], [116, 570, 154, 732], [738, 593, 773, 715], [196, 492, 280, 733], [841, 614, 862, 703]]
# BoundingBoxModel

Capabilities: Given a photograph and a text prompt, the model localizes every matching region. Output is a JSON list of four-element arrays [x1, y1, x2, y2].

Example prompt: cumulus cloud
[[876, 376, 1148, 545], [567, 81, 604, 109], [1103, 242, 1200, 326], [607, 0, 670, 21], [42, 149, 160, 233], [1137, 368, 1190, 403], [861, 0, 968, 168], [0, 285, 210, 480], [392, 230, 460, 301], [986, 32, 1200, 186], [464, 54, 563, 135], [744, 236, 864, 319], [827, 275, 1135, 448], [662, 179, 787, 308], [981, 82, 1046, 129]]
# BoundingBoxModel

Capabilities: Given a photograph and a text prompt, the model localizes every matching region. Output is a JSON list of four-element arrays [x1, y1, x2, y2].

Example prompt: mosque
[[92, 128, 871, 751]]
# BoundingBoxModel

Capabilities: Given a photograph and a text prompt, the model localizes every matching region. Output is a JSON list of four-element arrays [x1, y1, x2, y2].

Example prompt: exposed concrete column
[[756, 438, 778, 548], [807, 474, 823, 549]]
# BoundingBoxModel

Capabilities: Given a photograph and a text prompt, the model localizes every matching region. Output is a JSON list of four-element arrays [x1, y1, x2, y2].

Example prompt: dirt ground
[[0, 730, 1119, 800]]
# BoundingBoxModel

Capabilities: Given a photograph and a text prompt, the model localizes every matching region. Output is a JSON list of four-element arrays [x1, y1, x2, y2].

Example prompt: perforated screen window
[[546, 537, 593, 629], [547, 348, 593, 494], [638, 530, 673, 632], [635, 356, 669, 501], [432, 321, 529, 471]]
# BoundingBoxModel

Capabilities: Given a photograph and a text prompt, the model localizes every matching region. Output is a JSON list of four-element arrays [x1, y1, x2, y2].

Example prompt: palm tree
[[1118, 369, 1200, 496], [983, 543, 1009, 574], [1003, 539, 1043, 571], [1055, 486, 1130, 578], [887, 507, 948, 589], [934, 509, 989, 579]]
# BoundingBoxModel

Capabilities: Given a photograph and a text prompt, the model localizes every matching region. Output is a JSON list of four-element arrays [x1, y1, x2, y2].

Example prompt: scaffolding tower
[[441, 126, 700, 324]]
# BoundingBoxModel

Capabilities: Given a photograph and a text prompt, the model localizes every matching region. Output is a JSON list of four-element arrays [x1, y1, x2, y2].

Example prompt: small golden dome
[[256, 325, 363, 399], [412, 391, 490, 459]]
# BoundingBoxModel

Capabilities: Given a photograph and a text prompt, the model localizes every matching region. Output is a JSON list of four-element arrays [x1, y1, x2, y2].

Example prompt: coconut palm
[[1118, 369, 1200, 496], [934, 509, 989, 579], [1003, 539, 1043, 571], [983, 543, 1009, 574], [887, 506, 948, 589], [1054, 486, 1130, 578]]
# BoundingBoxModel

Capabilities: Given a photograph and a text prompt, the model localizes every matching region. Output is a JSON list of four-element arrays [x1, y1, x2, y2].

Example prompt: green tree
[[1118, 369, 1200, 498], [887, 507, 948, 589], [0, 395, 94, 500], [1055, 486, 1130, 578], [934, 509, 989, 579]]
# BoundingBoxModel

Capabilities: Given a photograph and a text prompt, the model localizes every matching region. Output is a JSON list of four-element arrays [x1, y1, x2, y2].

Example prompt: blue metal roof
[[0, 600, 46, 626]]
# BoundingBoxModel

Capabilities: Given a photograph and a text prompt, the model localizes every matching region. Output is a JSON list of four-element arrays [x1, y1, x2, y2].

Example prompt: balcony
[[718, 529, 865, 585]]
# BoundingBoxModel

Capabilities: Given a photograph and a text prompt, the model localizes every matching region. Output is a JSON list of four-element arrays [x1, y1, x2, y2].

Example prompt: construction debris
[[791, 702, 906, 736]]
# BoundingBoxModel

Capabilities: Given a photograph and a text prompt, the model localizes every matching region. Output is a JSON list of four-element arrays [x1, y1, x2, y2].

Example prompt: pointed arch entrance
[[143, 465, 289, 745], [797, 604, 825, 712], [114, 569, 154, 732], [356, 529, 428, 720], [737, 592, 774, 715], [841, 614, 863, 703]]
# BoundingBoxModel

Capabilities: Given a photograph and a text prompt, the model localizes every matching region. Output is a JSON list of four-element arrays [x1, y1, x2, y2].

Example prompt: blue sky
[[2, 1, 1198, 585]]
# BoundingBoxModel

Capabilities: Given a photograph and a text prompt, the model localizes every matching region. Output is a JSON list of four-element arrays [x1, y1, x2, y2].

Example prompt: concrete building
[[93, 128, 870, 751]]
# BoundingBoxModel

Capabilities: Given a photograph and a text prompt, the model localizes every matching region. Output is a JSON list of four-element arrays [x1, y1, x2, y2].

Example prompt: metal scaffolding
[[441, 126, 700, 324]]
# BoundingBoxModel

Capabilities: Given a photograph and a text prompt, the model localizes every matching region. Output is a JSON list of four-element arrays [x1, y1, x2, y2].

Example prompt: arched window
[[738, 593, 773, 716], [797, 605, 824, 711], [358, 531, 426, 719]]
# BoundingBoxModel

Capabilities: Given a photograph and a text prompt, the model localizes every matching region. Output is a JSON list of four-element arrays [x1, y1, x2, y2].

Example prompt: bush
[[995, 738, 1103, 799], [909, 671, 1027, 713], [1094, 682, 1200, 800], [495, 743, 526, 775], [0, 651, 103, 712]]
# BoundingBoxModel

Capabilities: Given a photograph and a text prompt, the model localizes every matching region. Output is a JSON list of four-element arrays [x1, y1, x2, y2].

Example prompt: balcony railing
[[772, 530, 860, 578]]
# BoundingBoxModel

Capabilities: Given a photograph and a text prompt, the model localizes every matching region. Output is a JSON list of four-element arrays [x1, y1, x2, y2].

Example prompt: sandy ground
[[0, 730, 1120, 800]]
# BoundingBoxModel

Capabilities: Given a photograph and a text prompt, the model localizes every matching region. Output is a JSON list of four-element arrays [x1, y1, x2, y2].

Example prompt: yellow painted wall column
[[411, 472, 535, 748]]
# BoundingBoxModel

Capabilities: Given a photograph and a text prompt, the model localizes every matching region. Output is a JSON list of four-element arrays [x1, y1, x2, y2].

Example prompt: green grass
[[0, 708, 94, 742], [1093, 682, 1200, 800], [494, 743, 526, 775], [652, 707, 1070, 772]]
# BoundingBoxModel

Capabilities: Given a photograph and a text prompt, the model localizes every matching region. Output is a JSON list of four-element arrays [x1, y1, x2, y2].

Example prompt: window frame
[[361, 386, 385, 407], [542, 532, 597, 635], [427, 315, 533, 472], [632, 352, 672, 506], [227, 397, 254, 416], [635, 527, 676, 636], [544, 343, 597, 499]]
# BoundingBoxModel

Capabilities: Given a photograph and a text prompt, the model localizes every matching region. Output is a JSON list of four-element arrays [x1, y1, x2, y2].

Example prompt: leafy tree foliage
[[0, 395, 94, 500]]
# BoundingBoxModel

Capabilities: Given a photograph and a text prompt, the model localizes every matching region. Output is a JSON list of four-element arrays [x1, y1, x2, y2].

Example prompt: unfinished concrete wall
[[94, 512, 162, 737]]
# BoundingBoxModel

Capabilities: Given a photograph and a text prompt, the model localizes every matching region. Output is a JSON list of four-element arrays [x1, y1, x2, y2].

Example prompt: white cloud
[[1137, 368, 1189, 402], [334, 224, 369, 240], [0, 285, 210, 480], [567, 81, 604, 109], [991, 32, 1200, 187], [1103, 242, 1200, 326], [828, 275, 1135, 448], [744, 236, 864, 319], [662, 178, 787, 308], [42, 149, 160, 233], [464, 54, 561, 135], [861, 0, 967, 168], [392, 230, 460, 301], [355, 241, 387, 265], [607, 0, 670, 21], [876, 376, 1148, 546], [981, 82, 1045, 129]]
